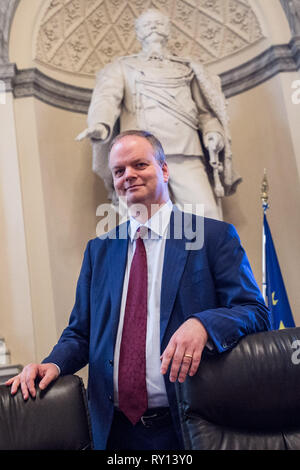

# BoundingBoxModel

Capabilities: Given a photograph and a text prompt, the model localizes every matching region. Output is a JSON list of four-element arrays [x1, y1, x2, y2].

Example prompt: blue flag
[[263, 213, 295, 329]]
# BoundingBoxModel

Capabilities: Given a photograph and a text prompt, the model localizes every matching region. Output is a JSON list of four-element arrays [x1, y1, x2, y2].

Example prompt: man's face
[[109, 135, 169, 211], [136, 11, 169, 43]]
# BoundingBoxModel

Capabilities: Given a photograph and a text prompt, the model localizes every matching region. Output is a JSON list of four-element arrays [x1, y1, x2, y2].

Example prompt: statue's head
[[135, 9, 170, 44]]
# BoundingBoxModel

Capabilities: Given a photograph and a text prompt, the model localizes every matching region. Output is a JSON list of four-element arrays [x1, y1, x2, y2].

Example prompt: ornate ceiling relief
[[34, 0, 265, 77]]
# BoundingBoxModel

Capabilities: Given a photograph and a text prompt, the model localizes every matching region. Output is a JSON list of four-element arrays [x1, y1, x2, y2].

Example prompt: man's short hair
[[108, 130, 166, 166]]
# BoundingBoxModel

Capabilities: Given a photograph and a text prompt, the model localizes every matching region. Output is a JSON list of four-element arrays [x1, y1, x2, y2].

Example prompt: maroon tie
[[118, 230, 148, 424]]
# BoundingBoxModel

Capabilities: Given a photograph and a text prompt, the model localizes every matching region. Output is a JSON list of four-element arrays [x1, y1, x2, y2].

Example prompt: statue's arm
[[76, 60, 125, 142], [191, 75, 225, 152], [191, 77, 223, 132]]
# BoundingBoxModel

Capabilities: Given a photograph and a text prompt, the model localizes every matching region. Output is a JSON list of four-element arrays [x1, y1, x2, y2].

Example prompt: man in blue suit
[[7, 130, 270, 450]]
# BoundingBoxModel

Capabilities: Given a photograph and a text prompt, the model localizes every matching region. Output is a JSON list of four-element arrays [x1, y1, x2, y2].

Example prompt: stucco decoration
[[34, 0, 265, 77]]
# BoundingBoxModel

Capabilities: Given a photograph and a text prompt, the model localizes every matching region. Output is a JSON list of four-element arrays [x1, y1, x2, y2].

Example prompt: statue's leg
[[166, 155, 223, 221]]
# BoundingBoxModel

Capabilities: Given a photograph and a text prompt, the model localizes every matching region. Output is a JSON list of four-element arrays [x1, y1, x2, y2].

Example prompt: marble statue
[[0, 0, 10, 64], [281, 0, 300, 36], [77, 9, 241, 219]]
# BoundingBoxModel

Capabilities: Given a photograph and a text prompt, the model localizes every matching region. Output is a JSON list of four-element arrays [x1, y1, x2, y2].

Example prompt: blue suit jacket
[[43, 208, 271, 449]]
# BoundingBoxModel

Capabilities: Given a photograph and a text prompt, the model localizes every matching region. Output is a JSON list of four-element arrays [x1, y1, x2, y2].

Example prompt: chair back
[[176, 328, 300, 450], [0, 375, 93, 450]]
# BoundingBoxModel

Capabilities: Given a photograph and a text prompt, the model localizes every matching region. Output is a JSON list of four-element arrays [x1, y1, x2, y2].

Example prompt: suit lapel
[[160, 207, 191, 343], [107, 221, 129, 342], [107, 210, 195, 346]]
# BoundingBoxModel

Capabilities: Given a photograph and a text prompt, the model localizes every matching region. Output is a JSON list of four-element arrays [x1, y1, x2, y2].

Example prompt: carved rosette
[[34, 0, 264, 76]]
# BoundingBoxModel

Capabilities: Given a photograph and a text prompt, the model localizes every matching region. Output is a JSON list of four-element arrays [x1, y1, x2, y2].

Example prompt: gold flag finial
[[261, 169, 269, 211]]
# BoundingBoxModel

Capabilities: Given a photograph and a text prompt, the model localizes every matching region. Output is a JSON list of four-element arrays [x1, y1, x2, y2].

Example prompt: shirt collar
[[129, 200, 173, 242]]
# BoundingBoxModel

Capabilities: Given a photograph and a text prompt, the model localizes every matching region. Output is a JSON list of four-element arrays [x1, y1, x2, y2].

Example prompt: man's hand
[[203, 132, 224, 153], [75, 123, 109, 141], [5, 363, 60, 400], [160, 318, 208, 383]]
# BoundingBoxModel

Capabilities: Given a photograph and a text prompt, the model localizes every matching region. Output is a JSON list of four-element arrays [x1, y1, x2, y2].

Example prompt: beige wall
[[33, 100, 107, 335], [0, 94, 35, 364], [224, 74, 300, 319], [1, 0, 300, 370]]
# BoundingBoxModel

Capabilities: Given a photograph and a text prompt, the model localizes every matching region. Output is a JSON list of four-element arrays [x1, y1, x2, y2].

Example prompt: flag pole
[[261, 169, 269, 302]]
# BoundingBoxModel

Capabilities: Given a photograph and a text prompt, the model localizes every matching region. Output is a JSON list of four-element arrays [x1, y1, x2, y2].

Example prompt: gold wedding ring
[[184, 354, 193, 359]]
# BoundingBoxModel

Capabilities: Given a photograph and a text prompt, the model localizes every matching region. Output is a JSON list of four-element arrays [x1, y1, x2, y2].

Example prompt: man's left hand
[[160, 318, 208, 383]]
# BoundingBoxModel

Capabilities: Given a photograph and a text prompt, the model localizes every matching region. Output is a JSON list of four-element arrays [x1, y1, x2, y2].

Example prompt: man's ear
[[162, 162, 169, 183]]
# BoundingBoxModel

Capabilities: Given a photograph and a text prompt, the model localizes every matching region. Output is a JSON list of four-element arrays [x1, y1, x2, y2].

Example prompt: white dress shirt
[[113, 200, 173, 409]]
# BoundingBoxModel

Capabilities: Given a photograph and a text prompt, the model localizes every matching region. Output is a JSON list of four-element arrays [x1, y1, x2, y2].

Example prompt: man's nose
[[124, 167, 137, 180]]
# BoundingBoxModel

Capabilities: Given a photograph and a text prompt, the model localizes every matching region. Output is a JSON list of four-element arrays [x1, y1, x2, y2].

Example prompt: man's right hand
[[5, 363, 60, 400]]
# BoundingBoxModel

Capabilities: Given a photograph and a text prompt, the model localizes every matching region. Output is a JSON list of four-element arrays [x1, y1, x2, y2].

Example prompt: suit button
[[108, 395, 113, 401], [109, 360, 113, 366]]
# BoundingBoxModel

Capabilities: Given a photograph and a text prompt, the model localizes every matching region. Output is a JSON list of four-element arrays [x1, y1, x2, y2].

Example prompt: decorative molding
[[0, 63, 17, 92], [0, 38, 298, 111], [221, 36, 300, 98], [290, 34, 300, 68], [12, 67, 91, 113], [34, 0, 265, 77], [1, 0, 298, 110]]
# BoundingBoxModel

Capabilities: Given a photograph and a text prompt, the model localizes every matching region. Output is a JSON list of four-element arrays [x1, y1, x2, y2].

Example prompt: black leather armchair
[[0, 375, 93, 450], [176, 327, 300, 450], [2, 329, 300, 450]]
